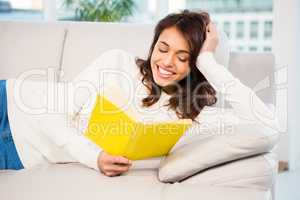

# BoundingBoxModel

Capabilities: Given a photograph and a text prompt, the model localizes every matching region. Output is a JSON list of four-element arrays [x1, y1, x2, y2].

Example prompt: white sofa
[[0, 21, 278, 200]]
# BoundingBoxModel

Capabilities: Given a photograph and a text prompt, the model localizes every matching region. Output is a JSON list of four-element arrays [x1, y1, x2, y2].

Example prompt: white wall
[[273, 0, 300, 170]]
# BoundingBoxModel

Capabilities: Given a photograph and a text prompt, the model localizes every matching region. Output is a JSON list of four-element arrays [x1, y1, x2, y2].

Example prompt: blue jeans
[[0, 80, 24, 170]]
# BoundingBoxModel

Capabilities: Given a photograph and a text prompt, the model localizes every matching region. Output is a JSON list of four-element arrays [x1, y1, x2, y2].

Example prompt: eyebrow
[[159, 41, 190, 55]]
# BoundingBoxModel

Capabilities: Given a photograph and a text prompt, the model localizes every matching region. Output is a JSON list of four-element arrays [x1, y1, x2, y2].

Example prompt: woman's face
[[150, 26, 191, 87]]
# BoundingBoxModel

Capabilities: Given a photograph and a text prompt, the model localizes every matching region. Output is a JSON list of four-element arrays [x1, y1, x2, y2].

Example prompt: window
[[223, 21, 231, 38], [263, 46, 272, 52], [249, 46, 258, 52], [264, 21, 272, 39], [56, 0, 139, 22], [236, 21, 244, 39], [237, 46, 244, 52], [0, 0, 43, 21], [214, 21, 218, 27], [186, 0, 273, 53], [1, 0, 274, 53], [250, 21, 259, 39]]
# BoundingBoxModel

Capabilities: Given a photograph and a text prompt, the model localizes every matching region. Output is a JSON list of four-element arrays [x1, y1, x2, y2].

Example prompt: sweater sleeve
[[196, 52, 279, 131], [71, 49, 140, 116], [37, 112, 102, 171], [52, 49, 138, 170]]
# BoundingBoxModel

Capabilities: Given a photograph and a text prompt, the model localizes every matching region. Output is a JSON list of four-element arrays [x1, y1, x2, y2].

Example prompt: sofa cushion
[[0, 21, 66, 80], [0, 164, 163, 200], [181, 152, 278, 191], [158, 123, 279, 183], [161, 184, 270, 200], [0, 163, 269, 200]]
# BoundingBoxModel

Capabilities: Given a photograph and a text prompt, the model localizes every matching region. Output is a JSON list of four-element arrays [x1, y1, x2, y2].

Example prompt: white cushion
[[158, 123, 279, 182]]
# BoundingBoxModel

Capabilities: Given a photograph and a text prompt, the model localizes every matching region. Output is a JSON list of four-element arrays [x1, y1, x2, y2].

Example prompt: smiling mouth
[[156, 64, 175, 78]]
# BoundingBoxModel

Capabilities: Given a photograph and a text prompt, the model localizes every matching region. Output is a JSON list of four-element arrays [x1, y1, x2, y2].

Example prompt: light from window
[[223, 21, 231, 38], [185, 0, 273, 53], [250, 21, 259, 39], [0, 0, 43, 21], [263, 46, 272, 52], [236, 21, 244, 39], [237, 46, 244, 51], [249, 46, 258, 51], [264, 21, 272, 39]]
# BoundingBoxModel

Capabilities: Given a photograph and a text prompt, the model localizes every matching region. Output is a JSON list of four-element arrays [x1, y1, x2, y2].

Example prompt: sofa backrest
[[59, 22, 154, 81], [58, 22, 230, 81], [0, 21, 275, 105], [229, 52, 275, 105], [0, 21, 66, 80]]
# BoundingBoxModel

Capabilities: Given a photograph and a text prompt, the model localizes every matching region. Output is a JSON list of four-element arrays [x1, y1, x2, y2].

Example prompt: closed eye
[[178, 57, 188, 62], [158, 48, 168, 53]]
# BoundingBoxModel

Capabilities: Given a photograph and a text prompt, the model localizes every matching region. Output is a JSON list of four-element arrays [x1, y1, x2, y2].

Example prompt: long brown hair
[[136, 10, 217, 121]]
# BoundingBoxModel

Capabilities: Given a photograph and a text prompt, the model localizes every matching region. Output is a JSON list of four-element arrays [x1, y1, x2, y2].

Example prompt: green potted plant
[[62, 0, 136, 22]]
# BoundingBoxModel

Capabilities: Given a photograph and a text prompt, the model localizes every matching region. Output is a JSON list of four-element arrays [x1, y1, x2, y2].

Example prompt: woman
[[1, 10, 278, 177]]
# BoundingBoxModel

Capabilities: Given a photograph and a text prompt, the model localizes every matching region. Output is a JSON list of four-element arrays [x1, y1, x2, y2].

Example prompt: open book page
[[84, 85, 192, 160]]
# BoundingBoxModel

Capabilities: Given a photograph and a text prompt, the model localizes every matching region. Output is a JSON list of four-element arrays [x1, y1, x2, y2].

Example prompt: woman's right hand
[[97, 151, 132, 177]]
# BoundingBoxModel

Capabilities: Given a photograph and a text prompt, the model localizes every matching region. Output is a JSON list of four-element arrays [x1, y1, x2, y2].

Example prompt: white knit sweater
[[6, 50, 279, 171]]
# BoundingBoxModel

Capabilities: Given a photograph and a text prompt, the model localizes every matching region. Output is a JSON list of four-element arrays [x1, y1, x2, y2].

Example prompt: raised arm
[[196, 23, 279, 131]]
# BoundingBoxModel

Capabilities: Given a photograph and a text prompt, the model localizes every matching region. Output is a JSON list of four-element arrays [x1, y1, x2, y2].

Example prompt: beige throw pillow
[[158, 123, 279, 183]]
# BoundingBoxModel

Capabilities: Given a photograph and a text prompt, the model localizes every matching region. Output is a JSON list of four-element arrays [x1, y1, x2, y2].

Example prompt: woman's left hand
[[200, 22, 219, 53]]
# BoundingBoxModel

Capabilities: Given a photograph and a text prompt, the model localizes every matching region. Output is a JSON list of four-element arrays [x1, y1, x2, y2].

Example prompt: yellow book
[[84, 85, 192, 160]]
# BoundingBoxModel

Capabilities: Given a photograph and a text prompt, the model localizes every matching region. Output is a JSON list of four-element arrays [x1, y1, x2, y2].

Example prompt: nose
[[162, 53, 175, 68]]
